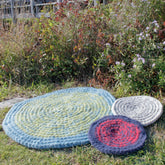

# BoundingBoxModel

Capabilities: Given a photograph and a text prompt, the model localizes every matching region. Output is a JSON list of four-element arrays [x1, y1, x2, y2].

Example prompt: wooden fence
[[0, 0, 107, 23]]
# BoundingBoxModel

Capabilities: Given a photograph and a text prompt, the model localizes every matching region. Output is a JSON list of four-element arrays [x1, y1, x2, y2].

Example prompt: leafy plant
[[0, 0, 164, 96]]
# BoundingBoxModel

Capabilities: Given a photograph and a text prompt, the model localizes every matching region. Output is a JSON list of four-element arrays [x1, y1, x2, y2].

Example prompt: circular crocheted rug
[[88, 115, 147, 155], [111, 96, 163, 126], [2, 87, 115, 149]]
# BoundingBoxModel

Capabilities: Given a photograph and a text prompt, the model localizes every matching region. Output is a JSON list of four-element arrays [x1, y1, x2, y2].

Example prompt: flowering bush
[[0, 0, 164, 96], [114, 53, 165, 95], [112, 18, 165, 95], [110, 18, 165, 96], [91, 1, 165, 96]]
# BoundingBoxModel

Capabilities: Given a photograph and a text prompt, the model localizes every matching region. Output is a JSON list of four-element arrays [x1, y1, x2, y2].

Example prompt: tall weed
[[0, 0, 164, 95]]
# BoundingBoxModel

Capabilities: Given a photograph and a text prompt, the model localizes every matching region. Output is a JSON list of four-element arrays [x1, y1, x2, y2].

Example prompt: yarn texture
[[2, 87, 115, 149], [88, 115, 147, 155], [111, 96, 163, 126]]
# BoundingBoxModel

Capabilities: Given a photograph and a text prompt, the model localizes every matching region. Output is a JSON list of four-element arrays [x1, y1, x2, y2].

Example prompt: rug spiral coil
[[111, 96, 163, 126], [2, 87, 115, 149], [88, 115, 147, 155]]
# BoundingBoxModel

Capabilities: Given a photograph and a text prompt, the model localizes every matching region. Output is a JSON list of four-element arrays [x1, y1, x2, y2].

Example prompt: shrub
[[0, 0, 164, 96], [112, 19, 165, 95], [0, 19, 38, 85], [0, 2, 116, 84], [91, 0, 165, 96]]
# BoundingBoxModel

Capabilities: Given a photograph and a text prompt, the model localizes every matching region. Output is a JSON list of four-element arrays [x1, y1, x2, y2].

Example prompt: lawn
[[0, 83, 164, 165], [0, 0, 165, 164]]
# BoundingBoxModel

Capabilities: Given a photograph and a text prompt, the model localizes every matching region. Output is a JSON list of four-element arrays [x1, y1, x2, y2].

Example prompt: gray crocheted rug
[[112, 96, 163, 126]]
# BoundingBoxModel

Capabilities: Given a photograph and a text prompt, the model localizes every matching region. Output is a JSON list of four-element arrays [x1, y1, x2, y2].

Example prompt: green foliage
[[112, 19, 165, 95], [92, 0, 165, 96], [0, 0, 165, 95]]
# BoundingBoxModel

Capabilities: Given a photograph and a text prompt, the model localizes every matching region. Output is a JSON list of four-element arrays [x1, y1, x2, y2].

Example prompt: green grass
[[0, 80, 88, 102], [0, 84, 165, 165], [0, 0, 164, 163]]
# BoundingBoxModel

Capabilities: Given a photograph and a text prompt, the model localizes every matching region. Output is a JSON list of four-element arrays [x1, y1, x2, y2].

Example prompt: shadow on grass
[[30, 143, 92, 155], [108, 103, 165, 159], [1, 102, 164, 162], [154, 103, 165, 129], [39, 104, 165, 156]]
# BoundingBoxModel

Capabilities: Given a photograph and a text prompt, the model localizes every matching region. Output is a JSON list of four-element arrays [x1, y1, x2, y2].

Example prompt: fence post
[[30, 0, 35, 17], [103, 0, 106, 5], [10, 0, 16, 23], [94, 0, 99, 6], [53, 4, 56, 13], [57, 0, 62, 10]]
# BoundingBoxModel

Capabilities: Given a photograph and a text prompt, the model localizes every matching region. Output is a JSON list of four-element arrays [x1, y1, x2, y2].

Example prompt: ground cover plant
[[0, 0, 165, 164]]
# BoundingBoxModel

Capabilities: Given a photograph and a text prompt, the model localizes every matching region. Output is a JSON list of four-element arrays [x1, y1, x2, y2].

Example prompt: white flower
[[152, 63, 156, 68], [138, 57, 145, 64], [146, 27, 149, 30], [152, 20, 157, 24], [133, 58, 136, 62], [128, 74, 132, 78], [105, 43, 111, 47], [133, 65, 136, 68], [154, 29, 157, 33], [139, 32, 143, 36], [146, 34, 150, 37], [141, 58, 145, 64], [139, 37, 142, 40], [155, 23, 159, 28], [121, 62, 125, 66], [163, 41, 165, 45], [115, 61, 120, 65], [136, 54, 141, 58]]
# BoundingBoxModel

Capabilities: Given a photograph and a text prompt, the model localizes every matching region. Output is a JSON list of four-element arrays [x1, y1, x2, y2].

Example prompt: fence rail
[[0, 0, 107, 23]]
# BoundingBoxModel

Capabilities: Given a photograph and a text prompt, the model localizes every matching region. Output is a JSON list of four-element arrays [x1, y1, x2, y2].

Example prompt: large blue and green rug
[[2, 87, 115, 149]]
